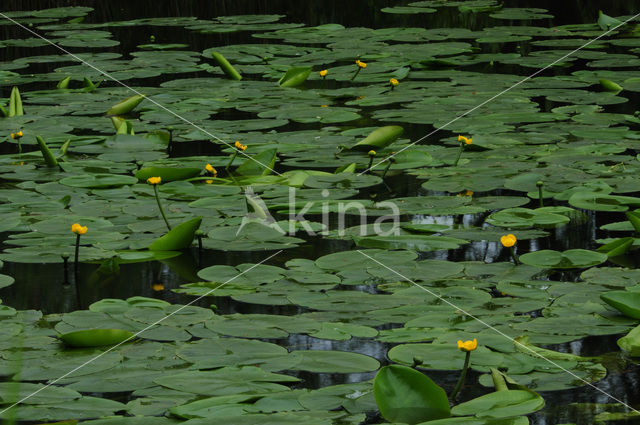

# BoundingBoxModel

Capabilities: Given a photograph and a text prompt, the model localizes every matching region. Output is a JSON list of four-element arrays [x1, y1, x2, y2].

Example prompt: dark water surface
[[2, 1, 640, 424]]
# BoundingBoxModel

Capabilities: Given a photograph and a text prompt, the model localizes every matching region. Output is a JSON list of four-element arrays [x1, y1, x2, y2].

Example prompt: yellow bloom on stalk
[[147, 176, 161, 185], [152, 283, 164, 291], [319, 69, 328, 77], [368, 150, 376, 156], [457, 338, 478, 352], [390, 78, 399, 86], [71, 223, 88, 235], [500, 234, 517, 248], [458, 135, 472, 145], [10, 131, 23, 139], [205, 164, 217, 177], [206, 179, 213, 184], [234, 141, 247, 151], [356, 60, 367, 69], [465, 190, 473, 196]]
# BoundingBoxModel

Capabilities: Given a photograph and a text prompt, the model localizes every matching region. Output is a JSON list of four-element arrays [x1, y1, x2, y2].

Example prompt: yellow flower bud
[[457, 339, 477, 352], [390, 78, 399, 86], [71, 223, 88, 235], [500, 234, 517, 248], [147, 176, 161, 185], [205, 163, 214, 173], [357, 61, 367, 69], [368, 150, 376, 156], [152, 283, 164, 291], [319, 69, 328, 77]]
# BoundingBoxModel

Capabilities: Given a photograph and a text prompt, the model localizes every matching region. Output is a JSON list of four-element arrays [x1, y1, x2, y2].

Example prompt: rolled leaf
[[618, 324, 640, 356], [601, 290, 640, 319], [352, 125, 403, 150], [598, 10, 623, 30], [211, 52, 242, 80], [596, 237, 634, 257], [111, 116, 134, 134], [57, 76, 71, 89], [600, 79, 622, 92], [60, 329, 134, 347], [135, 166, 202, 182], [335, 163, 357, 173], [106, 94, 145, 116], [8, 86, 23, 117], [82, 77, 97, 92], [58, 138, 71, 157], [35, 135, 59, 167], [278, 67, 312, 87], [149, 217, 202, 251], [235, 148, 277, 176], [626, 211, 640, 233], [374, 364, 450, 424]]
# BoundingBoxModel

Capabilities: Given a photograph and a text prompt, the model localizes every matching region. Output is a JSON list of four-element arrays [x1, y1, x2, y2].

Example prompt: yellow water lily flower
[[206, 179, 213, 184], [147, 176, 161, 185], [458, 135, 472, 145], [390, 78, 399, 86], [152, 283, 164, 291], [10, 131, 23, 139], [71, 223, 88, 235], [356, 60, 367, 69], [205, 163, 214, 173], [500, 234, 517, 247], [319, 69, 328, 77], [457, 338, 478, 352], [368, 150, 376, 156], [234, 141, 247, 151]]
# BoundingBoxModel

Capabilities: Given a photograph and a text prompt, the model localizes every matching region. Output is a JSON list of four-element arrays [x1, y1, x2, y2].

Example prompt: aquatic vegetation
[[0, 2, 638, 424]]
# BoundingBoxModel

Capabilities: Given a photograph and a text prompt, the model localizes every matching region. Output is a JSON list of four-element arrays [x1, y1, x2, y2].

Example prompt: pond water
[[1, 0, 640, 424]]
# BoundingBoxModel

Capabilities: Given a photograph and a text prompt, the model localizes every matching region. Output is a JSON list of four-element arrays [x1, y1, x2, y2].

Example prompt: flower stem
[[367, 156, 374, 173], [450, 350, 471, 400], [226, 149, 238, 170], [74, 234, 81, 278], [453, 143, 464, 166], [538, 185, 544, 208], [509, 246, 519, 265], [154, 184, 172, 230], [381, 160, 393, 179], [350, 67, 361, 81]]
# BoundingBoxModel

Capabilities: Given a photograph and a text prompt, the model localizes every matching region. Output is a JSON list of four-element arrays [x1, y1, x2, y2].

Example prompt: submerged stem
[[509, 246, 519, 265], [154, 185, 172, 230]]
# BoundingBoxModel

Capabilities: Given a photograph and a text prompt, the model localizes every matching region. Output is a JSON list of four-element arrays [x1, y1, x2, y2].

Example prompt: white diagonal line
[[0, 12, 282, 176], [0, 249, 283, 415], [359, 11, 640, 175], [357, 249, 640, 412]]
